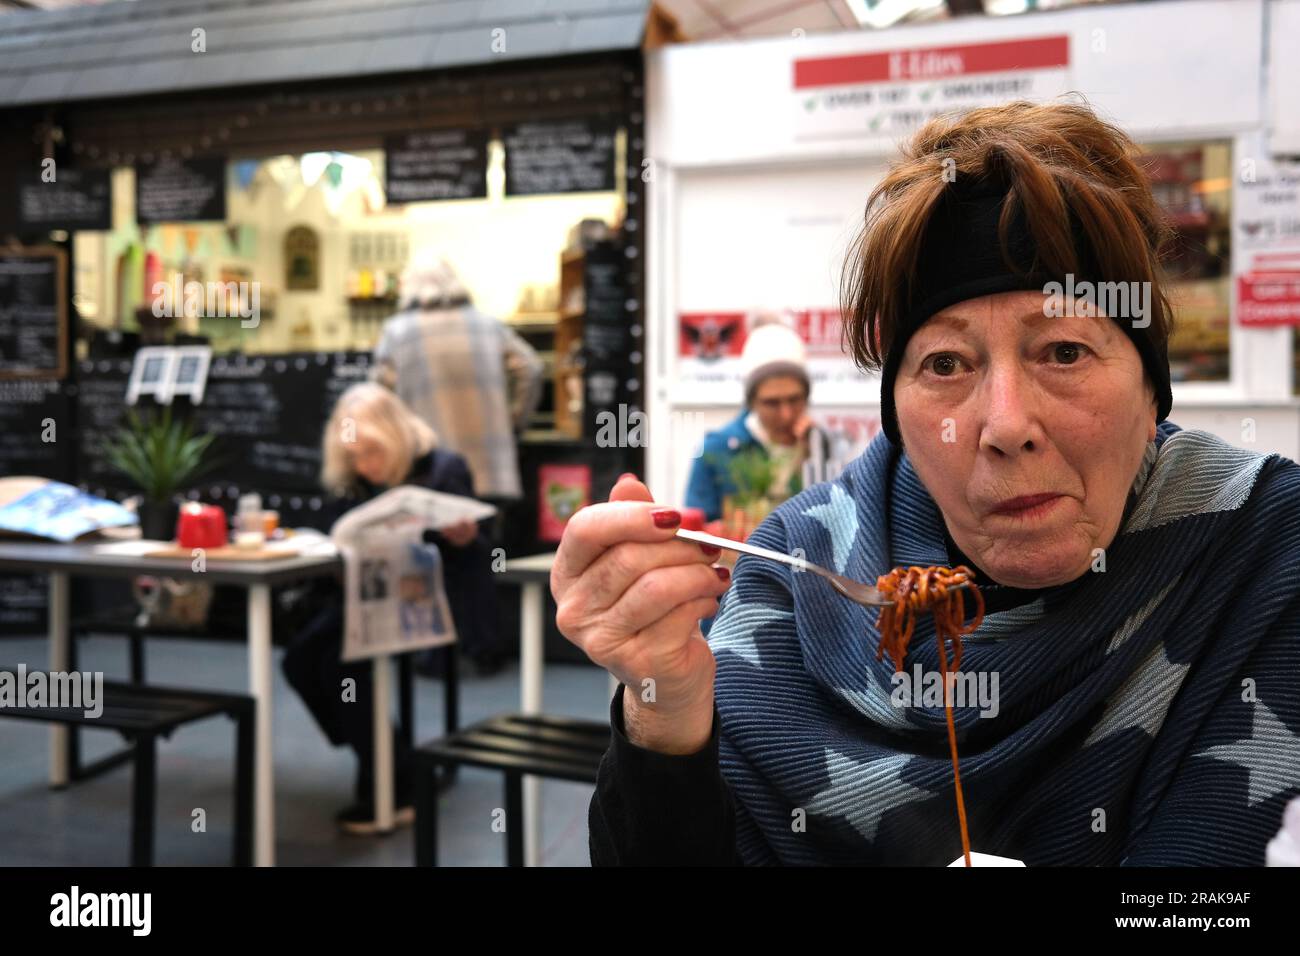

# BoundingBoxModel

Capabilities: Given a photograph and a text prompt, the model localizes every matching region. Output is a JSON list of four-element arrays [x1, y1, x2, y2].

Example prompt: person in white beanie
[[684, 318, 830, 524]]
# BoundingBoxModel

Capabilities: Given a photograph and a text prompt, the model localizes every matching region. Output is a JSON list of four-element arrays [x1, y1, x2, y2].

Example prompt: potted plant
[[719, 446, 781, 542], [103, 406, 216, 541]]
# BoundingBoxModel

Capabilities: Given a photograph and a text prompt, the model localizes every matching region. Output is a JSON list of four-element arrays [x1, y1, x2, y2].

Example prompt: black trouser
[[281, 597, 411, 803]]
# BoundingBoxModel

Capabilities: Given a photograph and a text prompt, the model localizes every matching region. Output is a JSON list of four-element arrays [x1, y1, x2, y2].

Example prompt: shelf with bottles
[[344, 230, 407, 301]]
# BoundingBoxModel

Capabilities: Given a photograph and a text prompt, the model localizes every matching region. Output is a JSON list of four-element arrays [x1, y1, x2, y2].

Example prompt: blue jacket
[[686, 411, 828, 522], [684, 411, 765, 522]]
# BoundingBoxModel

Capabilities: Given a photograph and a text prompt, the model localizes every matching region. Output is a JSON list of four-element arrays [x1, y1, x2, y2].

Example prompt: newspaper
[[330, 486, 496, 662]]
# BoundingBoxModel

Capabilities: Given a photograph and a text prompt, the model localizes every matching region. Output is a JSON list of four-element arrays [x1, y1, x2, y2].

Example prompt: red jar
[[176, 503, 228, 550]]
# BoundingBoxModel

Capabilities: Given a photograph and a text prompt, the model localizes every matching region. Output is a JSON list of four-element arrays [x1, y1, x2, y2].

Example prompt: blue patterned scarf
[[708, 422, 1300, 865]]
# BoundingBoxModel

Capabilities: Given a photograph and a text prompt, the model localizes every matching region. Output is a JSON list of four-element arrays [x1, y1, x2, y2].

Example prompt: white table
[[0, 540, 342, 867]]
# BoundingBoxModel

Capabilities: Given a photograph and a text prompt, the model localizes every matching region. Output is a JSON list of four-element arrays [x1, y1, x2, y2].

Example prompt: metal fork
[[673, 528, 892, 606], [676, 528, 972, 608]]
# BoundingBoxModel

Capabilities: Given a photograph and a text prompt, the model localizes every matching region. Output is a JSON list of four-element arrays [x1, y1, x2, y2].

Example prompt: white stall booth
[[644, 0, 1300, 508]]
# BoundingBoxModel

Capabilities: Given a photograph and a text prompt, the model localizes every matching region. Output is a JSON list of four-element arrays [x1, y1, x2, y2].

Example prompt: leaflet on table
[[0, 478, 136, 543]]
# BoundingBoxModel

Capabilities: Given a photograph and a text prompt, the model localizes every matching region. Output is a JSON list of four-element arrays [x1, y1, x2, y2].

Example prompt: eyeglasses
[[755, 395, 807, 412]]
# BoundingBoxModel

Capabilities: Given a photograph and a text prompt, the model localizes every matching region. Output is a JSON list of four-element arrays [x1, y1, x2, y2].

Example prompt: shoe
[[336, 801, 416, 836]]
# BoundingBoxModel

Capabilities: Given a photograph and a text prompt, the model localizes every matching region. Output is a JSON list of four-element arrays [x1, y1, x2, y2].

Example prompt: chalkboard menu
[[0, 247, 68, 380], [77, 352, 372, 500], [583, 241, 630, 361], [76, 357, 135, 491], [135, 156, 227, 224], [18, 168, 112, 231], [580, 240, 635, 439], [0, 574, 47, 635], [0, 378, 73, 482], [385, 129, 488, 202], [503, 119, 617, 196]]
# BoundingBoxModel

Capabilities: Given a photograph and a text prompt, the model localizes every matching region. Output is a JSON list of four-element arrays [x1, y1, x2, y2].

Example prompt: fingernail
[[698, 543, 722, 557], [651, 508, 681, 528], [714, 566, 731, 582], [618, 472, 637, 483]]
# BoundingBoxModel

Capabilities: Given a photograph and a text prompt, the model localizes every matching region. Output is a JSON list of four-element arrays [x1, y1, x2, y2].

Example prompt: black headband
[[878, 179, 1173, 447]]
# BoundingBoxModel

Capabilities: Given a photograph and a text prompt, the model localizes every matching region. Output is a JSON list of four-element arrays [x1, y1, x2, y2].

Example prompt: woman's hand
[[793, 414, 814, 445], [440, 518, 479, 547], [552, 475, 730, 755]]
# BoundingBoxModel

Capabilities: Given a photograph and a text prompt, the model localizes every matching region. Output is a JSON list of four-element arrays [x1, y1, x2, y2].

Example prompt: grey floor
[[0, 635, 610, 867]]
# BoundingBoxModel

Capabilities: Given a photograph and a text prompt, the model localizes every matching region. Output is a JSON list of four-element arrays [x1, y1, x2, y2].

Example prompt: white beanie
[[741, 321, 809, 405]]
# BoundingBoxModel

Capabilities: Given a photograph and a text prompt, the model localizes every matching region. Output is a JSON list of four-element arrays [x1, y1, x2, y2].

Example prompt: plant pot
[[138, 499, 179, 542]]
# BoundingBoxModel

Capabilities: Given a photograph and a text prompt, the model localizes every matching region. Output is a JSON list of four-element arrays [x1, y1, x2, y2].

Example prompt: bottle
[[236, 493, 265, 549], [1267, 795, 1300, 866]]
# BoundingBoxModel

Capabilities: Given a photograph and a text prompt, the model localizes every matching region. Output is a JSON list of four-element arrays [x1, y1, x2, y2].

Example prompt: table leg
[[372, 655, 394, 831], [520, 581, 543, 867], [48, 572, 69, 788], [247, 583, 275, 866]]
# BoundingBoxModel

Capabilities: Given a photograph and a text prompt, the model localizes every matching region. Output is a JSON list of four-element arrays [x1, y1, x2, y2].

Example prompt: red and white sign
[[675, 308, 865, 387], [678, 311, 746, 361], [793, 35, 1071, 143], [1237, 253, 1300, 327], [789, 308, 845, 358]]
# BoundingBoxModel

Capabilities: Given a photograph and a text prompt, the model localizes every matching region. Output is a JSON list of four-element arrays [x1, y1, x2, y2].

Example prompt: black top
[[587, 532, 1049, 866]]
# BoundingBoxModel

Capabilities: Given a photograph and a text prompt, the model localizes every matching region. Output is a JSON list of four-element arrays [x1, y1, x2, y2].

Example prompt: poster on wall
[[1234, 133, 1300, 327], [676, 309, 867, 388], [538, 463, 591, 543], [811, 410, 882, 478], [792, 35, 1071, 145]]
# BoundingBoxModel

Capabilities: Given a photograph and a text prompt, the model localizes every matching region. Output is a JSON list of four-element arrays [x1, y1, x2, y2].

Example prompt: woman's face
[[347, 427, 395, 487], [752, 375, 808, 445], [894, 289, 1157, 588]]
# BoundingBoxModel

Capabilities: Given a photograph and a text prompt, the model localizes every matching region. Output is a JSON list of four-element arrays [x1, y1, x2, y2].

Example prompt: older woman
[[282, 383, 496, 834], [554, 101, 1300, 865]]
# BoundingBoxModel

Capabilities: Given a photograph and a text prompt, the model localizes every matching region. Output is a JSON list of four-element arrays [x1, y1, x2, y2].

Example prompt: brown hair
[[840, 99, 1176, 371]]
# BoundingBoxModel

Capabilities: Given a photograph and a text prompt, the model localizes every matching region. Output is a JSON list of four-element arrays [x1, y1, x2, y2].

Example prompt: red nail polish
[[714, 566, 731, 582], [699, 543, 722, 557], [651, 508, 681, 528], [619, 472, 637, 482]]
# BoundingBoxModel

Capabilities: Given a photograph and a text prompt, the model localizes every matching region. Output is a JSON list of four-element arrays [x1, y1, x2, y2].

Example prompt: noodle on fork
[[873, 565, 985, 866]]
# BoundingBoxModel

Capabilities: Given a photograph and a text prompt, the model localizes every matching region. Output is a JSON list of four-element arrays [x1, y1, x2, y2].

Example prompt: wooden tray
[[143, 544, 302, 562]]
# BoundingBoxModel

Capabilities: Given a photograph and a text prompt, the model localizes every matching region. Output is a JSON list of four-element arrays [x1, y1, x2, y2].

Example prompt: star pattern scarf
[[708, 422, 1300, 865]]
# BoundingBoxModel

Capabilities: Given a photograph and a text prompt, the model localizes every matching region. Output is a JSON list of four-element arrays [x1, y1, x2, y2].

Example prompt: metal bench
[[0, 666, 254, 866], [413, 713, 609, 866], [69, 605, 459, 784]]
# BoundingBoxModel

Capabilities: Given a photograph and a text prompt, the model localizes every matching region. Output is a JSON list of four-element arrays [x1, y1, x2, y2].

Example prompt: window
[[1138, 141, 1233, 383]]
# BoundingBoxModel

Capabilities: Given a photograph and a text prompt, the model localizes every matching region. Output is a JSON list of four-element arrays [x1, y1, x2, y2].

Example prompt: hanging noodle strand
[[873, 565, 985, 867]]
